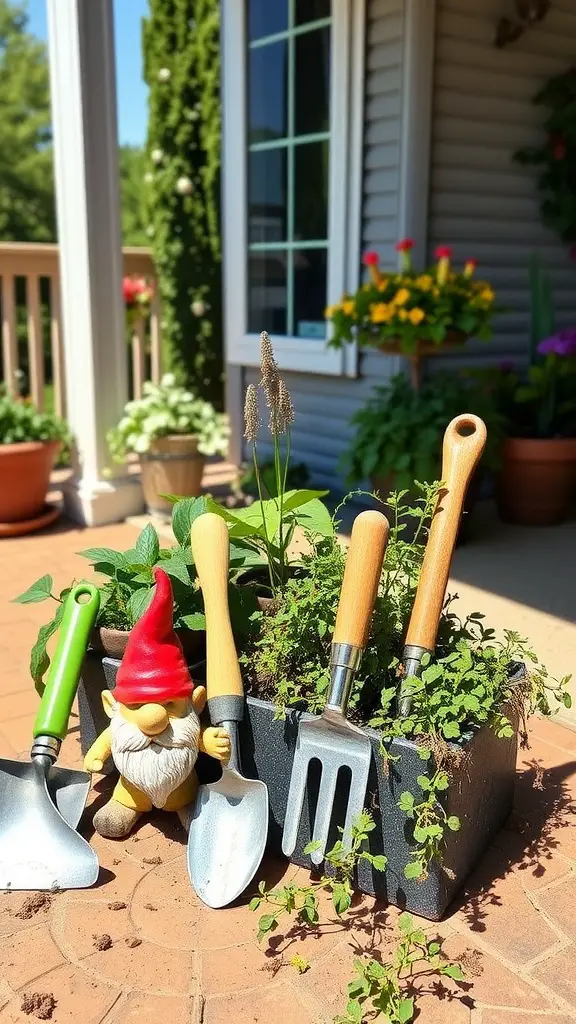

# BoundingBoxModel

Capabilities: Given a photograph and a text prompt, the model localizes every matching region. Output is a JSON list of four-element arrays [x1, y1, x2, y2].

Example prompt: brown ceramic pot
[[496, 437, 576, 526], [91, 625, 205, 663], [140, 435, 205, 517], [0, 440, 60, 523]]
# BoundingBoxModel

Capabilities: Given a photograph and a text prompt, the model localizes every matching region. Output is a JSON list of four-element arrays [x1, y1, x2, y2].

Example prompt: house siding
[[428, 0, 576, 371], [242, 0, 405, 492]]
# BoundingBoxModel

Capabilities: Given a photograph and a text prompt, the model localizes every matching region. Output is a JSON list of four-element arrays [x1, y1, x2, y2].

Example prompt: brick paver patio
[[0, 515, 575, 1022]]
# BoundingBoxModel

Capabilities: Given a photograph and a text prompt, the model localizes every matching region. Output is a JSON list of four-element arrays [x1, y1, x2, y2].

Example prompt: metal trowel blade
[[0, 759, 99, 891]]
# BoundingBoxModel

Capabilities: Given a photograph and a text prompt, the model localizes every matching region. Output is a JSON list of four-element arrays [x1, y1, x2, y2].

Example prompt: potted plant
[[0, 388, 71, 536], [107, 373, 229, 517], [325, 240, 498, 387], [493, 258, 576, 525], [237, 486, 571, 919], [341, 371, 504, 541]]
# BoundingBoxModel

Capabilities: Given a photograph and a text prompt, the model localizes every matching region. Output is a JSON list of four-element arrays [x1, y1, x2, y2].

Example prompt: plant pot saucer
[[0, 502, 60, 538]]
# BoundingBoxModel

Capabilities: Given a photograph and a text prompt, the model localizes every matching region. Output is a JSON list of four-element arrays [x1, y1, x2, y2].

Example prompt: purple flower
[[537, 329, 576, 357]]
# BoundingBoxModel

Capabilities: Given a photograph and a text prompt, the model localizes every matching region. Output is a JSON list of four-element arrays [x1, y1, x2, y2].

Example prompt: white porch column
[[46, 0, 144, 526]]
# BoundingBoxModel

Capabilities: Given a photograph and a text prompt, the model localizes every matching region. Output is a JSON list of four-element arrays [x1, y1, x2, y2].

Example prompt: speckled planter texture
[[78, 654, 521, 920]]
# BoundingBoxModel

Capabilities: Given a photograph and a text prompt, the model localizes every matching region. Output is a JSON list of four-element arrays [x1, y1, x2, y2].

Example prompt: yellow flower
[[408, 307, 425, 326], [393, 288, 410, 307], [479, 287, 495, 304], [371, 302, 393, 324], [324, 305, 335, 319], [416, 275, 433, 291], [342, 300, 355, 316], [398, 309, 409, 321]]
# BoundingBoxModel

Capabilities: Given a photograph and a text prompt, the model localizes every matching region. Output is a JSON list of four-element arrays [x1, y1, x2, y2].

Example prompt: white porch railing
[[0, 243, 162, 416]]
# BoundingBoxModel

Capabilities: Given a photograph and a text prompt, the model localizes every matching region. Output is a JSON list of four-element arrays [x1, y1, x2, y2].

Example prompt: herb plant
[[208, 333, 333, 595], [251, 812, 465, 1024], [342, 372, 505, 491], [14, 496, 259, 694], [107, 373, 229, 461], [0, 388, 71, 447], [334, 912, 465, 1024]]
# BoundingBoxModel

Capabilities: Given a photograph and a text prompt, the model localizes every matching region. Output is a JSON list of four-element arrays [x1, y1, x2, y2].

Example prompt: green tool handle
[[33, 583, 100, 740]]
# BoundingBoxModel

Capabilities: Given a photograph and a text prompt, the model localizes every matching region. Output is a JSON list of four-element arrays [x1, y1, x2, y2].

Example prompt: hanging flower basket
[[326, 241, 498, 358]]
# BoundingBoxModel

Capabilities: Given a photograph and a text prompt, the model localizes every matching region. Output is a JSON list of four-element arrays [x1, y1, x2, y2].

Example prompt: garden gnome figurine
[[85, 568, 231, 838]]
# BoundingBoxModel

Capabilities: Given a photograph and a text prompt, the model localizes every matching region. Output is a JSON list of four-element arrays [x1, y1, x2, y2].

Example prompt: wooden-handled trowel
[[187, 512, 269, 908]]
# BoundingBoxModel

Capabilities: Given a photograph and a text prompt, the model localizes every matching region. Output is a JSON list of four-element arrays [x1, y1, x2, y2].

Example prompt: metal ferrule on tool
[[398, 644, 431, 717], [326, 642, 363, 712], [30, 735, 61, 764]]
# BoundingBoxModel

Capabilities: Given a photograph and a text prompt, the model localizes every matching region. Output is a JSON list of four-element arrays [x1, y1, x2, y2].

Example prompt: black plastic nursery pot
[[78, 654, 522, 921]]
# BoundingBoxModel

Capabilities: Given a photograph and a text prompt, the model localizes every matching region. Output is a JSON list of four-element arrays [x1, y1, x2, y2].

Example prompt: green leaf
[[171, 496, 208, 546], [404, 861, 424, 880], [256, 913, 278, 941], [180, 612, 206, 631], [294, 497, 334, 538], [446, 816, 461, 832], [397, 912, 413, 935], [344, 999, 362, 1023], [282, 488, 329, 512], [332, 883, 352, 916], [77, 547, 127, 568], [398, 792, 415, 813], [370, 855, 388, 873], [442, 721, 461, 740], [443, 963, 465, 981], [417, 746, 432, 760], [30, 602, 66, 695], [13, 575, 54, 604], [135, 523, 160, 566], [248, 897, 261, 912], [564, 692, 573, 709], [398, 997, 414, 1023], [161, 553, 191, 586], [129, 588, 154, 625], [303, 840, 322, 855], [428, 941, 441, 955], [416, 775, 431, 791]]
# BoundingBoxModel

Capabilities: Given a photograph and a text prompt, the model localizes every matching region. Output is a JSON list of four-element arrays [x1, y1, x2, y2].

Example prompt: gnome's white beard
[[110, 702, 201, 809]]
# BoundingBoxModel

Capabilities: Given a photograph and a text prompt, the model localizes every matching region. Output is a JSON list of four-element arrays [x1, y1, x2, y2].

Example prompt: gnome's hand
[[202, 727, 231, 763]]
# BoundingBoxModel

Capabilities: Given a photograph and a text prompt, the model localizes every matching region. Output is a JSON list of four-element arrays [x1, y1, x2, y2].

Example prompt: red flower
[[465, 258, 478, 270], [123, 276, 152, 306], [363, 250, 380, 266], [395, 238, 414, 252], [435, 246, 452, 260]]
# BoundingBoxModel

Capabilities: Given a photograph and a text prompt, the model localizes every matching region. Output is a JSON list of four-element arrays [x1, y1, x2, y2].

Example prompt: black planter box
[[78, 654, 520, 920]]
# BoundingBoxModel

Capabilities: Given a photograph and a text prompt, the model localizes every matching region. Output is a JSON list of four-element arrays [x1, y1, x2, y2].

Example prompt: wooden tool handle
[[405, 414, 487, 651], [333, 510, 390, 648], [190, 512, 244, 701]]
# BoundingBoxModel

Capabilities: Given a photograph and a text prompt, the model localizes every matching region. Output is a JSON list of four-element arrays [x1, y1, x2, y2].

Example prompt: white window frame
[[222, 0, 365, 376]]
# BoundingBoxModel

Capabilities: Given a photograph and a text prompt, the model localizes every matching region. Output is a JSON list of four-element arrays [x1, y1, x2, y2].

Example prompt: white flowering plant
[[107, 374, 229, 462]]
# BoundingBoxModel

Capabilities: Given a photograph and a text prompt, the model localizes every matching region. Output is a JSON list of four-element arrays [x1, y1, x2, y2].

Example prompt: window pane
[[248, 42, 287, 144], [248, 250, 287, 335], [248, 150, 287, 243], [294, 248, 327, 339], [248, 0, 288, 41], [295, 0, 331, 25], [294, 141, 329, 241], [295, 28, 330, 136]]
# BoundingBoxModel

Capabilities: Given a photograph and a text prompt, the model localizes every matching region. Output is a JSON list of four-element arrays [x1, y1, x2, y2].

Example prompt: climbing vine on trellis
[[515, 67, 576, 246]]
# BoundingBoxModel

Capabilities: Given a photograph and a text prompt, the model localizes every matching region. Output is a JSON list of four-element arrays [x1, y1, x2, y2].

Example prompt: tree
[[142, 0, 222, 405], [0, 0, 55, 241], [119, 145, 148, 246]]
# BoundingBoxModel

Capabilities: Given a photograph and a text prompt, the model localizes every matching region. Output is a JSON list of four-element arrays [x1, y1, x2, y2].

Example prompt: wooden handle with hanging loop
[[333, 510, 390, 649], [405, 414, 487, 652], [190, 513, 244, 716]]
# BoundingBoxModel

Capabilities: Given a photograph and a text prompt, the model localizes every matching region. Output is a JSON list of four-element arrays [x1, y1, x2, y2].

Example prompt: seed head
[[259, 331, 281, 411], [277, 378, 294, 434], [243, 384, 261, 443]]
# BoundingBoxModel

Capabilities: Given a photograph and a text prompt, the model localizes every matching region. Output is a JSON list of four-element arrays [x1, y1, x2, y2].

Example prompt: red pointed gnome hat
[[113, 568, 193, 705]]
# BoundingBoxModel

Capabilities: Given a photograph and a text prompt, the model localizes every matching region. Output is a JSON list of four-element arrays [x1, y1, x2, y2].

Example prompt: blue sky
[[26, 0, 149, 146]]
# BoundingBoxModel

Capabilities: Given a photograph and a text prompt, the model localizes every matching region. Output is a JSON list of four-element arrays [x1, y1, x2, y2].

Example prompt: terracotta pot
[[0, 440, 60, 523], [91, 625, 205, 663], [496, 437, 576, 526], [140, 435, 205, 517], [376, 331, 467, 358]]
